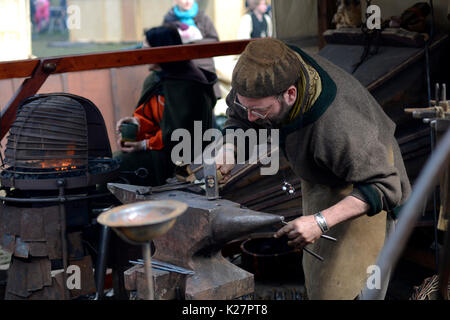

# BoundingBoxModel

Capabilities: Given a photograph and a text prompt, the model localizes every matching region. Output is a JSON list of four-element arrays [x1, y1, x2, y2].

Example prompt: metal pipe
[[0, 192, 110, 203], [94, 225, 111, 300], [436, 83, 440, 105], [361, 128, 450, 299], [57, 180, 69, 300], [142, 242, 154, 300], [130, 260, 194, 275], [134, 259, 195, 275], [430, 126, 440, 272], [425, 43, 432, 108], [443, 83, 447, 102]]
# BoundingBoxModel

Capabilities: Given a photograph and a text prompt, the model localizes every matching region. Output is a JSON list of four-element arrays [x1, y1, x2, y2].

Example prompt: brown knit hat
[[232, 38, 302, 98]]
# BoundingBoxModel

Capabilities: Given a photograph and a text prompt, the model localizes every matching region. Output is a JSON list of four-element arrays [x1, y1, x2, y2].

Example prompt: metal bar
[[443, 83, 447, 102], [430, 127, 440, 272], [0, 192, 110, 203], [320, 234, 338, 242], [135, 259, 195, 275], [361, 128, 450, 299], [58, 182, 69, 300], [95, 225, 111, 300], [130, 260, 194, 275], [304, 247, 324, 262], [425, 43, 432, 108], [142, 242, 154, 300]]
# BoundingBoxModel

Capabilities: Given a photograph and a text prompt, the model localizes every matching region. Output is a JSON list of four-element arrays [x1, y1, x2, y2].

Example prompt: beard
[[254, 99, 292, 129]]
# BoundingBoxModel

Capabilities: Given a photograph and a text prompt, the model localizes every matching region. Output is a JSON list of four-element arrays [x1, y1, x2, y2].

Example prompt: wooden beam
[[0, 40, 251, 80], [0, 58, 61, 138], [0, 40, 251, 140]]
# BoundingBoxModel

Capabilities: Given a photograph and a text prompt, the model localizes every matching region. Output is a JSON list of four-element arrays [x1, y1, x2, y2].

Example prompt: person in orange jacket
[[115, 25, 217, 186]]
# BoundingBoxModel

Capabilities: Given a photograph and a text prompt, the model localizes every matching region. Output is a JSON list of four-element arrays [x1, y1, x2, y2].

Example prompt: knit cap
[[232, 38, 302, 98]]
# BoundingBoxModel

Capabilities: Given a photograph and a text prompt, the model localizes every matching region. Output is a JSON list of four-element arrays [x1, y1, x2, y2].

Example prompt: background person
[[34, 0, 50, 33], [237, 0, 273, 39], [115, 25, 217, 186], [163, 0, 221, 99]]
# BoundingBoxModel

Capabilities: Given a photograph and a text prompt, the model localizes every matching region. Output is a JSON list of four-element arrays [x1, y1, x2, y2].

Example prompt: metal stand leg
[[142, 242, 154, 300], [95, 225, 111, 300]]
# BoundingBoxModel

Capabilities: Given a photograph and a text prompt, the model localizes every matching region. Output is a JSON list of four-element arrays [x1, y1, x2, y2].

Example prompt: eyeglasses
[[234, 96, 270, 119]]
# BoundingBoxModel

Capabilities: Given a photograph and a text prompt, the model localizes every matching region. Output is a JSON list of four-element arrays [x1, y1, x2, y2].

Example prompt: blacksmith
[[215, 38, 411, 299]]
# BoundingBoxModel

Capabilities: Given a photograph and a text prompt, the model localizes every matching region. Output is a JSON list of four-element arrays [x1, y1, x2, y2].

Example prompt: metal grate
[[3, 95, 89, 176]]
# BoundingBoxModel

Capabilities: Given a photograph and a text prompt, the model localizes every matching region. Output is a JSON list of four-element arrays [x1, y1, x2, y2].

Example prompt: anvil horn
[[211, 206, 284, 245]]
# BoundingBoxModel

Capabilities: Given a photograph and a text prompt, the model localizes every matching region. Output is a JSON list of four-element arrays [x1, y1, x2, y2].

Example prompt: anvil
[[107, 183, 284, 300]]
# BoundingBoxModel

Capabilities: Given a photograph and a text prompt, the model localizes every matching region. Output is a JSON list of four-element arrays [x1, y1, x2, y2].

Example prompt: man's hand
[[274, 215, 323, 248], [118, 140, 147, 153], [215, 143, 236, 183]]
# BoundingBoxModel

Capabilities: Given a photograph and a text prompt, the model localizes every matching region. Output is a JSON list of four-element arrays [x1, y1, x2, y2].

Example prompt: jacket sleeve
[[310, 108, 404, 216], [133, 97, 165, 150], [196, 12, 219, 42]]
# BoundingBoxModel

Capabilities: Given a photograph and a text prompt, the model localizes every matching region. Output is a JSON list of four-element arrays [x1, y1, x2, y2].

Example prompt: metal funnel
[[97, 200, 188, 299]]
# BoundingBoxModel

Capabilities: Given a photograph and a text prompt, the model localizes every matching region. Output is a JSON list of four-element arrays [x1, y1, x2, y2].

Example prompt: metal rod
[[425, 43, 432, 108], [361, 128, 450, 299], [130, 260, 194, 275], [442, 83, 447, 102], [430, 126, 440, 272], [135, 259, 195, 275], [142, 242, 154, 300], [94, 225, 111, 300], [436, 83, 440, 105], [58, 181, 69, 300], [320, 234, 338, 242], [0, 192, 110, 203], [303, 247, 324, 261]]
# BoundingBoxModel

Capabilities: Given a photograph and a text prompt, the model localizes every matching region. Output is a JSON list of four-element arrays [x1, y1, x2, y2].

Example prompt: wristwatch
[[314, 211, 329, 233]]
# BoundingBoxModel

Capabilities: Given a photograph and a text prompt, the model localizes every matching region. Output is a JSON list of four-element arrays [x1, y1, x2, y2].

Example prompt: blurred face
[[175, 0, 194, 11], [255, 1, 268, 14]]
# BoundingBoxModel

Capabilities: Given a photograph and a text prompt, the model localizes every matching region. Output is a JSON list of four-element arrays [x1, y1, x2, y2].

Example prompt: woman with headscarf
[[163, 0, 221, 98]]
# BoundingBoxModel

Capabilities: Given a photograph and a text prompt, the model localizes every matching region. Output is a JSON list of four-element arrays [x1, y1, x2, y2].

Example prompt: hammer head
[[203, 157, 219, 200]]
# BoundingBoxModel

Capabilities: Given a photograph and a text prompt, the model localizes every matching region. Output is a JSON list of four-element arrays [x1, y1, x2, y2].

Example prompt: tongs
[[280, 217, 337, 262]]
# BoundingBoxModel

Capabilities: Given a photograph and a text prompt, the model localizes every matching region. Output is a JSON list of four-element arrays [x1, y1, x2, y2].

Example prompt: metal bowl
[[97, 200, 188, 244]]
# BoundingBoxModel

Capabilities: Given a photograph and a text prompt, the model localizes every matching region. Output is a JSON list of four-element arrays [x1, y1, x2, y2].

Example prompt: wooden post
[[318, 0, 337, 49]]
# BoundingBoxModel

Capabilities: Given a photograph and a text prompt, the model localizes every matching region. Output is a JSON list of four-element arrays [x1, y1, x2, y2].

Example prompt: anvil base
[[124, 254, 254, 300]]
